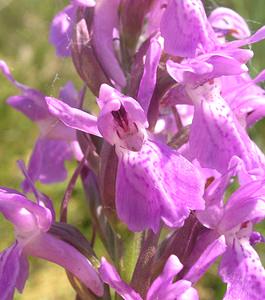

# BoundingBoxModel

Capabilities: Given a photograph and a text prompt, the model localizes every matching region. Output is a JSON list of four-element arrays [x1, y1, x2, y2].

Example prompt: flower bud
[[71, 7, 111, 96]]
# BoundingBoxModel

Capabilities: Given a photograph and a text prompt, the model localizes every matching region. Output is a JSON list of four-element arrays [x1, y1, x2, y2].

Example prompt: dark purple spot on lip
[[112, 105, 129, 131]]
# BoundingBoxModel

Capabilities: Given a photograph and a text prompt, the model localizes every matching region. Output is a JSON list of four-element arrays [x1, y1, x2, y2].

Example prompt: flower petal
[[187, 80, 265, 173], [22, 138, 73, 191], [184, 235, 227, 283], [7, 93, 49, 121], [99, 257, 142, 300], [0, 187, 52, 232], [46, 96, 101, 137], [116, 139, 204, 232], [0, 243, 28, 300], [219, 238, 265, 300], [0, 60, 27, 90], [218, 180, 265, 233], [147, 255, 199, 300], [1, 60, 50, 120], [160, 0, 217, 57], [58, 81, 79, 107], [25, 232, 104, 297], [227, 25, 265, 49]]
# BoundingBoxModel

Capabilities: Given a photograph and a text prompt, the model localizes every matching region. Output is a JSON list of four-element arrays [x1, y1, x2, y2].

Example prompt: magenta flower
[[46, 84, 204, 232], [163, 0, 265, 86], [183, 160, 265, 299], [185, 79, 265, 173], [159, 1, 265, 173], [99, 255, 199, 300], [0, 174, 103, 300], [0, 61, 82, 190]]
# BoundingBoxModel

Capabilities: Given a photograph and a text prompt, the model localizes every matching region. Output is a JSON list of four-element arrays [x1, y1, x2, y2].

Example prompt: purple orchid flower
[[159, 1, 265, 173], [0, 60, 82, 191], [46, 84, 205, 232], [162, 0, 265, 86], [183, 159, 265, 299], [0, 164, 103, 300], [184, 79, 265, 173], [49, 0, 95, 57], [99, 255, 199, 300]]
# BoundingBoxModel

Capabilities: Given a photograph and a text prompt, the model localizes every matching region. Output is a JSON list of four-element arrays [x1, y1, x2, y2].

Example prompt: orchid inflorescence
[[1, 0, 265, 299]]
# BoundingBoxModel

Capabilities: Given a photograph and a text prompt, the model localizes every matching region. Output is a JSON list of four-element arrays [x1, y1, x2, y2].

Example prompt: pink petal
[[160, 0, 217, 57], [46, 96, 101, 137], [25, 233, 104, 297], [99, 257, 142, 300], [220, 238, 265, 300], [116, 139, 204, 232]]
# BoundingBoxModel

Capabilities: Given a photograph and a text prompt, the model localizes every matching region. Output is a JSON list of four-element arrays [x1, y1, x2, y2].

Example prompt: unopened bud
[[71, 7, 111, 96]]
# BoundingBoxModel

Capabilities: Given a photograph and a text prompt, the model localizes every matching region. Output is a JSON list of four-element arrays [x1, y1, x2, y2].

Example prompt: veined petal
[[46, 96, 101, 137], [116, 139, 204, 232], [160, 0, 217, 57], [99, 257, 142, 300], [219, 238, 265, 300], [187, 80, 265, 173], [24, 232, 104, 297]]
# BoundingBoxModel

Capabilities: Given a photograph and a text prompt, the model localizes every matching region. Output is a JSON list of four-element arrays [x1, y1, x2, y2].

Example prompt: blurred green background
[[0, 0, 265, 299]]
